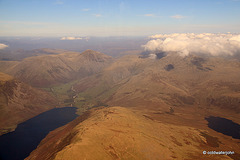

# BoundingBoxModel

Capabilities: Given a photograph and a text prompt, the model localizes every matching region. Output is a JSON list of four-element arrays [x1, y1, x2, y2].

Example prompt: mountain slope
[[108, 55, 240, 110], [0, 49, 113, 87], [24, 53, 240, 160], [0, 72, 58, 135], [72, 54, 240, 113], [26, 106, 237, 160], [69, 54, 240, 142]]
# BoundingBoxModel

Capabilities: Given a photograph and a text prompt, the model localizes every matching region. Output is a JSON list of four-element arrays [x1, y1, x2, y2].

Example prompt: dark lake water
[[0, 107, 78, 160], [205, 116, 240, 139]]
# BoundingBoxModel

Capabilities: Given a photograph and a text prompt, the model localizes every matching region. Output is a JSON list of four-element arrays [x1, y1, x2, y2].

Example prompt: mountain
[[107, 54, 240, 111], [73, 54, 240, 115], [0, 72, 58, 135], [62, 53, 240, 159], [26, 106, 238, 160], [1, 49, 239, 159], [0, 49, 113, 87]]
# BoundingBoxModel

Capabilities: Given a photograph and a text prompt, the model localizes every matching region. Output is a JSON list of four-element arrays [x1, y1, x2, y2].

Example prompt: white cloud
[[149, 53, 157, 59], [60, 36, 83, 40], [144, 14, 155, 17], [0, 43, 8, 49], [93, 14, 102, 17], [82, 8, 90, 12], [230, 34, 240, 42], [143, 33, 240, 57], [171, 15, 185, 19]]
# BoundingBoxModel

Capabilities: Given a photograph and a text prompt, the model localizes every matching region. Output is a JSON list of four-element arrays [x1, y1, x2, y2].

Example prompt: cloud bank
[[0, 43, 8, 49], [142, 33, 240, 57]]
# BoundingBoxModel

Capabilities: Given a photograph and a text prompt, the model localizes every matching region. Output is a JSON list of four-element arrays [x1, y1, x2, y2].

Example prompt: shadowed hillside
[[0, 72, 58, 135]]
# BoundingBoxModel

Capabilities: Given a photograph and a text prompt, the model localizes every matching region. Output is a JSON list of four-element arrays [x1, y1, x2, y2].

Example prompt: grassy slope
[[26, 107, 238, 160]]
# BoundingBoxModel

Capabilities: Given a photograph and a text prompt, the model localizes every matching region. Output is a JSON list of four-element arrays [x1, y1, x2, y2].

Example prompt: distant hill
[[0, 72, 58, 135], [0, 49, 113, 87], [0, 48, 79, 61]]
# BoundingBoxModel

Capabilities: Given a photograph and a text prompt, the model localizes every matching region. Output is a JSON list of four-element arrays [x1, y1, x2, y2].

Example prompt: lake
[[205, 116, 240, 139], [0, 107, 78, 160]]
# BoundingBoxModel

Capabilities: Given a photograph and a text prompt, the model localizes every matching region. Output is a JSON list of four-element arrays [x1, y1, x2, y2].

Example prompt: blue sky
[[0, 0, 240, 36]]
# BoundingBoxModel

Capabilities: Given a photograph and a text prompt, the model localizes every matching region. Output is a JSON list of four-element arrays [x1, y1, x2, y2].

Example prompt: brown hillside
[[26, 107, 237, 160], [72, 54, 240, 135], [24, 53, 240, 160], [73, 54, 240, 113], [0, 49, 113, 87], [0, 72, 58, 135]]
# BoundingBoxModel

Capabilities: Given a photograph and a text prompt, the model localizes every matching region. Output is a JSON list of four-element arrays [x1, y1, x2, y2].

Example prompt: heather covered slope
[[26, 107, 238, 160], [0, 72, 58, 135]]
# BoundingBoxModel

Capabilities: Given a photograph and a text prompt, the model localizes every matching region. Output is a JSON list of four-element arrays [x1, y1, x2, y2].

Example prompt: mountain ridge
[[26, 106, 238, 160]]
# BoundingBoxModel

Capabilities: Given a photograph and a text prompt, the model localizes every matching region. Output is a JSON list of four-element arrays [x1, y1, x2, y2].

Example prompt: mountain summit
[[0, 50, 113, 87], [80, 49, 112, 62]]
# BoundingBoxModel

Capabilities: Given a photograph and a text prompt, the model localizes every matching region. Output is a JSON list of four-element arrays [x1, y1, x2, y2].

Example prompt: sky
[[0, 0, 240, 37]]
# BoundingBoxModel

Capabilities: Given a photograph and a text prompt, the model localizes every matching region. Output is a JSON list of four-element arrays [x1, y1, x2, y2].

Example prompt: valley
[[1, 0, 240, 159], [0, 48, 240, 159]]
